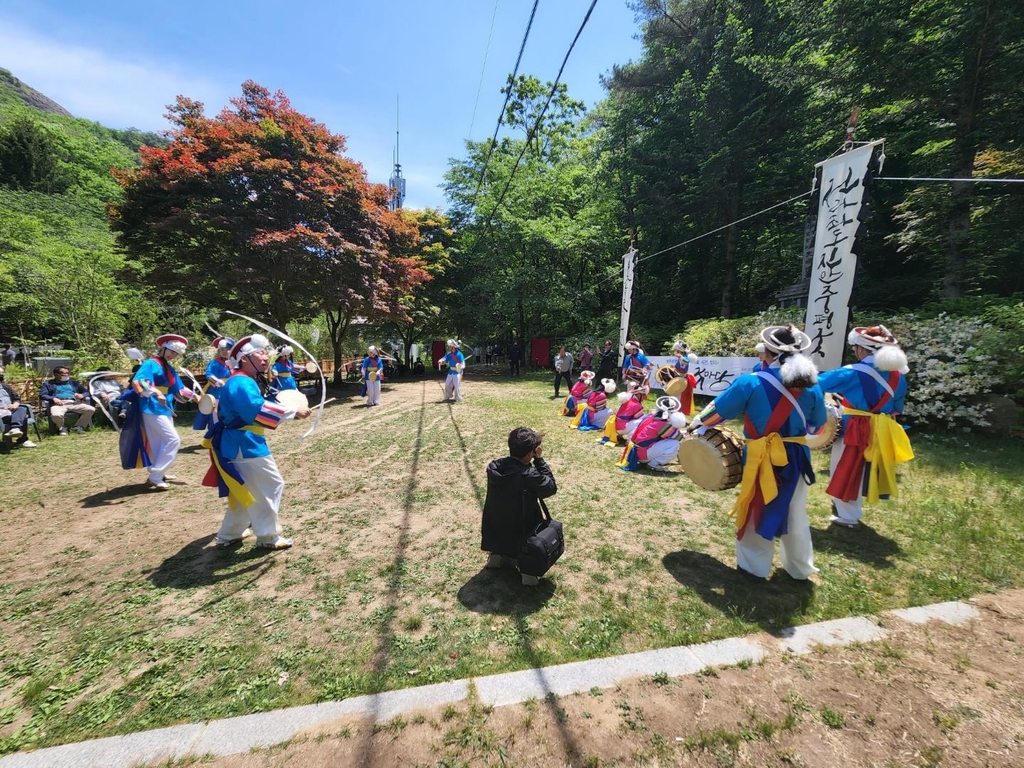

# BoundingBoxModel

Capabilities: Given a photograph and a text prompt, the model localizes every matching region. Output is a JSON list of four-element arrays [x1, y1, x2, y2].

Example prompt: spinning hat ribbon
[[226, 310, 326, 440]]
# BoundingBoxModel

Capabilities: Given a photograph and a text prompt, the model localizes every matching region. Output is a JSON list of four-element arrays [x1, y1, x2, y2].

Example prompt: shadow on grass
[[79, 483, 157, 507], [145, 534, 275, 591], [663, 549, 815, 635], [446, 400, 486, 509], [812, 522, 902, 568], [456, 568, 556, 615]]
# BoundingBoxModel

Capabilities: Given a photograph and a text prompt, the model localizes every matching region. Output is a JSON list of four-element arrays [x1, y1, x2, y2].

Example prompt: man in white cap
[[203, 334, 311, 550], [193, 337, 234, 431], [617, 395, 687, 471], [687, 324, 827, 581], [441, 339, 465, 402], [621, 340, 653, 385], [271, 345, 298, 391], [572, 378, 617, 431], [671, 341, 699, 415], [128, 334, 196, 490], [817, 325, 914, 529], [362, 345, 385, 406]]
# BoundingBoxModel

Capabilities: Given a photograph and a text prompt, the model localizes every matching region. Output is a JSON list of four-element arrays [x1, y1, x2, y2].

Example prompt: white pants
[[736, 479, 817, 579], [644, 439, 680, 469], [827, 442, 864, 525], [444, 373, 462, 401], [141, 412, 181, 484], [365, 378, 381, 405], [217, 452, 285, 546], [592, 407, 612, 429], [622, 417, 643, 438]]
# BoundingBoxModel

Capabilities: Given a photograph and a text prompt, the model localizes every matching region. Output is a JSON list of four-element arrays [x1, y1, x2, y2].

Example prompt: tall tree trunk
[[944, 0, 992, 298], [719, 190, 741, 317], [325, 306, 353, 385]]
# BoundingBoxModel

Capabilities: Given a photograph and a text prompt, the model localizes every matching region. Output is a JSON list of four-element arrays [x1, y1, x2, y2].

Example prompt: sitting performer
[[563, 370, 595, 417], [817, 325, 913, 529], [203, 335, 311, 550], [753, 342, 771, 372], [573, 378, 617, 430], [600, 380, 648, 445], [621, 340, 653, 385], [671, 341, 699, 415], [193, 336, 234, 431], [441, 339, 466, 402], [271, 346, 298, 391], [688, 324, 826, 580], [362, 345, 385, 406], [126, 334, 196, 490], [618, 395, 687, 471]]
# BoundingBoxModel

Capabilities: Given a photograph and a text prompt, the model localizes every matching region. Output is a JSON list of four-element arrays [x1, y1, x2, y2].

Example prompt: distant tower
[[388, 97, 406, 211]]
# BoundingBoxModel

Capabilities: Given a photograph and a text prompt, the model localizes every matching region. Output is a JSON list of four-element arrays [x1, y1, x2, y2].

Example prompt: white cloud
[[0, 18, 228, 130]]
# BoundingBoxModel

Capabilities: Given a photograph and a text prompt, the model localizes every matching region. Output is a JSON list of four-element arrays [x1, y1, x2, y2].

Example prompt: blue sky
[[0, 1, 643, 210]]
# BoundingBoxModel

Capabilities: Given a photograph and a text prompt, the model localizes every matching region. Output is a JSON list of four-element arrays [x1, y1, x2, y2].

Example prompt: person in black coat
[[596, 339, 617, 380], [481, 426, 557, 585]]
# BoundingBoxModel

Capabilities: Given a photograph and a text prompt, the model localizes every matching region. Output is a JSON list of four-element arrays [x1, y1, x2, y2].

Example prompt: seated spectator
[[91, 366, 128, 423], [413, 359, 425, 375], [0, 366, 36, 448], [481, 426, 557, 585], [40, 365, 95, 435]]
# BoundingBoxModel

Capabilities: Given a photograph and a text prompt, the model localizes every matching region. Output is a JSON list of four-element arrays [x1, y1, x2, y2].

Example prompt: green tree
[[0, 115, 72, 193]]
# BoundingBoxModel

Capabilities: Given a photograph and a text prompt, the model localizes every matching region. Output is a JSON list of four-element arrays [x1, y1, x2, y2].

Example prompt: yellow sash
[[200, 425, 267, 510], [570, 404, 592, 429], [731, 433, 806, 531], [601, 412, 619, 443], [276, 372, 293, 378], [843, 407, 914, 503]]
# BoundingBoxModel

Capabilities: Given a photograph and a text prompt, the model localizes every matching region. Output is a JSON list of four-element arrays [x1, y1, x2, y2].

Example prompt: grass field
[[1, 368, 1022, 755]]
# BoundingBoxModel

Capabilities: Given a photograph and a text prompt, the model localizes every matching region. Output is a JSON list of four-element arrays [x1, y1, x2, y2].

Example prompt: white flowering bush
[[676, 310, 1014, 431], [887, 313, 1002, 430]]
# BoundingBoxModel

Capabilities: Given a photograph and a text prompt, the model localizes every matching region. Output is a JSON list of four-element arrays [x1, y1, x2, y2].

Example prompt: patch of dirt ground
[[192, 590, 1024, 767]]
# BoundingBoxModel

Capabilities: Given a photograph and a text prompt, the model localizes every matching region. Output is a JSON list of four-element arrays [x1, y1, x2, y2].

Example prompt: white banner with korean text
[[618, 248, 637, 368], [647, 356, 759, 397], [804, 140, 883, 371]]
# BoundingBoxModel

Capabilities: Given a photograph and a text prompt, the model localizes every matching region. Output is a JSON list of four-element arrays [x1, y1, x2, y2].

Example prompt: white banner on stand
[[618, 248, 637, 368], [647, 356, 759, 397], [804, 140, 883, 371]]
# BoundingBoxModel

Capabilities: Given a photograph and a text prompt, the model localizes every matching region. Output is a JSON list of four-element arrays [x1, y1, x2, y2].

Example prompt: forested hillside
[[0, 68, 169, 360], [445, 0, 1024, 345]]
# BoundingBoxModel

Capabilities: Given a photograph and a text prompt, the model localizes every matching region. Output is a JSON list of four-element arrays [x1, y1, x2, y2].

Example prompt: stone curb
[[0, 600, 979, 768]]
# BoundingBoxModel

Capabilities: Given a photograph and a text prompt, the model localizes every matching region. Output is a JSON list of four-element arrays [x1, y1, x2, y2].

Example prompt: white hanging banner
[[647, 356, 760, 396], [618, 248, 637, 368], [804, 140, 883, 371]]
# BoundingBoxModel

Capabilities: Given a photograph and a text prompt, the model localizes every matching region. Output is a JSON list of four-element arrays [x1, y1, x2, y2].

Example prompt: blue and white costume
[[442, 339, 466, 402], [689, 325, 826, 580], [362, 346, 385, 406], [271, 346, 298, 391]]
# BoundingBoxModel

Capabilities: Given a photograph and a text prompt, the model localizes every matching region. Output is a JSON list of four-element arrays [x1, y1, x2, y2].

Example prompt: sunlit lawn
[[0, 367, 1022, 754]]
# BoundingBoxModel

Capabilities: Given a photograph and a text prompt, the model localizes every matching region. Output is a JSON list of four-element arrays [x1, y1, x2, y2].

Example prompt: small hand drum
[[654, 365, 689, 398], [303, 361, 318, 373], [275, 389, 309, 411], [368, 369, 379, 381], [805, 393, 843, 451], [677, 426, 745, 491], [198, 392, 217, 415]]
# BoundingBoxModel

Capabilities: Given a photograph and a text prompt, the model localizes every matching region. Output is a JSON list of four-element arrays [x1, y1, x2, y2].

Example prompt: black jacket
[[597, 348, 617, 377], [481, 456, 557, 556]]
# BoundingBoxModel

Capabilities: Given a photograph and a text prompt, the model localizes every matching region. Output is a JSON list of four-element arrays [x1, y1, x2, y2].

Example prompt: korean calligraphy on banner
[[804, 140, 884, 372], [618, 248, 637, 369], [648, 356, 760, 397]]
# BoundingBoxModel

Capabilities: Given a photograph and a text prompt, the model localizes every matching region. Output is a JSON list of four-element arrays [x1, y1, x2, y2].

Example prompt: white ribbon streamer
[[226, 311, 326, 439], [88, 371, 129, 432]]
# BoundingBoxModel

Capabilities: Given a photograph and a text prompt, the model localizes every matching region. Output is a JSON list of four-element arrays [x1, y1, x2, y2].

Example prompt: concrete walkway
[[0, 600, 978, 768]]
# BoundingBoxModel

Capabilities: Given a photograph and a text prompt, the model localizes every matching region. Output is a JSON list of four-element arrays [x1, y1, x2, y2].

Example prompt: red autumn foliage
[[109, 81, 425, 328]]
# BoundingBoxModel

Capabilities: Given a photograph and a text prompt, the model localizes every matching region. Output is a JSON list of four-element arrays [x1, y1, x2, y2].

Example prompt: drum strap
[[850, 364, 899, 412], [756, 372, 806, 430]]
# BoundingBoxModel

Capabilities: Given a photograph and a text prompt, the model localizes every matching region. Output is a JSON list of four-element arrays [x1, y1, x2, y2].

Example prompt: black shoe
[[737, 566, 764, 582]]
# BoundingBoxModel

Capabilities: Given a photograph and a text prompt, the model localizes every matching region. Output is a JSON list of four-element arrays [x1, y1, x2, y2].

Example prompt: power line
[[476, 0, 599, 234], [466, 0, 502, 142], [876, 176, 1024, 184], [468, 0, 540, 210], [587, 189, 813, 294]]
